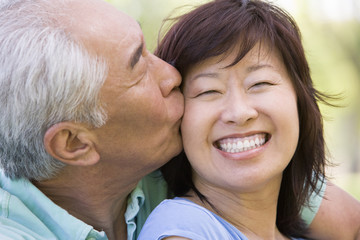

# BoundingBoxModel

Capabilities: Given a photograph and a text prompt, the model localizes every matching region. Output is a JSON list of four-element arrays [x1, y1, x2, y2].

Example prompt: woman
[[138, 0, 347, 239]]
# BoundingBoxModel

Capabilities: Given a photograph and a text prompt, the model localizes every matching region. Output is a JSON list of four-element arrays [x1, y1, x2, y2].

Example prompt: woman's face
[[181, 44, 299, 194]]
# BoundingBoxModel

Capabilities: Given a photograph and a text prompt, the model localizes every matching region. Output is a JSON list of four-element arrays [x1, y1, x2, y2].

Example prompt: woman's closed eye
[[249, 81, 276, 91], [195, 89, 222, 98]]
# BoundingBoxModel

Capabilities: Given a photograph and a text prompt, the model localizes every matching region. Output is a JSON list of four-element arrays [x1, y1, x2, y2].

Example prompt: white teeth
[[217, 134, 267, 153], [227, 142, 231, 149], [244, 140, 250, 148], [237, 141, 243, 150]]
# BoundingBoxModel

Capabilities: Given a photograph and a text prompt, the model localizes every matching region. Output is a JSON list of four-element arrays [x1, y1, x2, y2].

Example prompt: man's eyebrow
[[128, 21, 144, 70], [129, 42, 143, 69]]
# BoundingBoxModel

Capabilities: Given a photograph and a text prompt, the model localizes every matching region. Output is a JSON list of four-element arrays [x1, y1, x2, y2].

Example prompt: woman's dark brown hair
[[156, 0, 330, 237]]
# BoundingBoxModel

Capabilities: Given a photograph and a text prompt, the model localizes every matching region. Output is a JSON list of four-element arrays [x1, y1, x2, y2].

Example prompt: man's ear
[[44, 122, 100, 166]]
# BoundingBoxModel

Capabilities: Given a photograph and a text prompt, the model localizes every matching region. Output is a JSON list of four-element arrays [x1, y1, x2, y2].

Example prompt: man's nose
[[151, 54, 182, 97]]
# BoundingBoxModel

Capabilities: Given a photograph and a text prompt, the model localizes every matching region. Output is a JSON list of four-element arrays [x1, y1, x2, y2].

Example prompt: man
[[0, 0, 358, 240], [0, 0, 182, 239]]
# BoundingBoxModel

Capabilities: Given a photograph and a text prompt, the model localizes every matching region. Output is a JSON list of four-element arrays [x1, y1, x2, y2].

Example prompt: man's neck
[[33, 165, 141, 240]]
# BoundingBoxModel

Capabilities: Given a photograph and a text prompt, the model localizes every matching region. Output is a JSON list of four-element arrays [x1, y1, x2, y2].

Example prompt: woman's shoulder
[[146, 197, 223, 228], [138, 197, 246, 240]]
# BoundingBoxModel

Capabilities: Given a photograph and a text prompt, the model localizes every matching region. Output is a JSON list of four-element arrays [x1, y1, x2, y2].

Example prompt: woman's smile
[[215, 133, 268, 153]]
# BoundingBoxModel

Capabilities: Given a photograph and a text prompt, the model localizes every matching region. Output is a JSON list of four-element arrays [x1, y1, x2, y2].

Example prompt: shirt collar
[[125, 180, 145, 240], [0, 170, 107, 240]]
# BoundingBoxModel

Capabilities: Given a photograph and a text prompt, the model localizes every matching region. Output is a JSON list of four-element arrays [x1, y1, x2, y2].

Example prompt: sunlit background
[[106, 0, 360, 200]]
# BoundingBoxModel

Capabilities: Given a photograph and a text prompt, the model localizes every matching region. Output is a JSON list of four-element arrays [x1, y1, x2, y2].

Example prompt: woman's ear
[[44, 122, 100, 166]]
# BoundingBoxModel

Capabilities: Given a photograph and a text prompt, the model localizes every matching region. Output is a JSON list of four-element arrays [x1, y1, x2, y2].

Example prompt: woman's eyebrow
[[189, 64, 274, 82], [189, 72, 219, 82], [246, 64, 273, 73]]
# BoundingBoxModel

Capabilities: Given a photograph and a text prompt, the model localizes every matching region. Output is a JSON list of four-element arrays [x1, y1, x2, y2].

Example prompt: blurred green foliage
[[106, 0, 360, 200]]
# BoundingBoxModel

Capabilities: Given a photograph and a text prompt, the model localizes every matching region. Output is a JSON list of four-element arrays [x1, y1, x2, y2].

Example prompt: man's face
[[69, 0, 184, 175]]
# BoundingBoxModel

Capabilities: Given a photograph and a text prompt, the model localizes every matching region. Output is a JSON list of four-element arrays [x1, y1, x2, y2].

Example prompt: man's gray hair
[[0, 0, 108, 181]]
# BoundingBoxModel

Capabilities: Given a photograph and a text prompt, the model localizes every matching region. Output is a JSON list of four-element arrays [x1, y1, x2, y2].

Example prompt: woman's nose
[[220, 90, 258, 125]]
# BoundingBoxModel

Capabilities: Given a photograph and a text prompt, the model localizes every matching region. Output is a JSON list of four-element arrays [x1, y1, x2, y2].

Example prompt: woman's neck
[[186, 178, 289, 240]]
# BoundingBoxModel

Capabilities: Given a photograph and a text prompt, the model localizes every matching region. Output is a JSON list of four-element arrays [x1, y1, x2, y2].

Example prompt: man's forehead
[[56, 0, 145, 76], [60, 0, 138, 31], [62, 0, 141, 47]]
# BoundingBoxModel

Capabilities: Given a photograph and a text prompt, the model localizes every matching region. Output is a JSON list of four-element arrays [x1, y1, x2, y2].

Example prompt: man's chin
[[170, 136, 183, 157]]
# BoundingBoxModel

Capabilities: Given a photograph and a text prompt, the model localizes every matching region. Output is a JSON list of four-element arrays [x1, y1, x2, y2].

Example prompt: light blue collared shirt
[[0, 170, 167, 240]]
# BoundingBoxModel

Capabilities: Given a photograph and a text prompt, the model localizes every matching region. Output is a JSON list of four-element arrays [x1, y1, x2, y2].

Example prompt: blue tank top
[[138, 197, 305, 240]]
